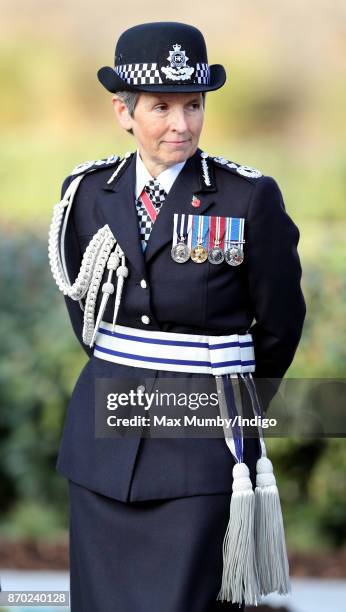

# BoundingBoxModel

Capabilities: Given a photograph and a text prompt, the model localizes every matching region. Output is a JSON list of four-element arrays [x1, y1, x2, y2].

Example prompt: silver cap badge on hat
[[161, 44, 194, 81]]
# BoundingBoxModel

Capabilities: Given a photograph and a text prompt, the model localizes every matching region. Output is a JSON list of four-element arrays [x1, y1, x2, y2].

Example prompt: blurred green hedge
[[0, 232, 85, 539]]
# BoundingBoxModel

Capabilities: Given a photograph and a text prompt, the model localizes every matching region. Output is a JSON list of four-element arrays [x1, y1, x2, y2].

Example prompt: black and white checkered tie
[[136, 179, 167, 250]]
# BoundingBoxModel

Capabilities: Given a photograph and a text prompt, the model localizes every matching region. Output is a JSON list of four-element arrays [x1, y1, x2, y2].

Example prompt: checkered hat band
[[195, 63, 210, 84], [115, 63, 163, 85], [115, 62, 210, 86]]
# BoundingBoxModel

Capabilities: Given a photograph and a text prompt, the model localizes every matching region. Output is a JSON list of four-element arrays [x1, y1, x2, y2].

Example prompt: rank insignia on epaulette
[[213, 156, 262, 179], [70, 154, 120, 176], [106, 152, 133, 185]]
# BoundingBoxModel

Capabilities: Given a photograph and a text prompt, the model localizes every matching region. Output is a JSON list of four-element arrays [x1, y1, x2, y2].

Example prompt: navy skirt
[[68, 480, 245, 612]]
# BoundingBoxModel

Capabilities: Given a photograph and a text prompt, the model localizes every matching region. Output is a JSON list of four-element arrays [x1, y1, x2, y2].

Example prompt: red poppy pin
[[191, 195, 201, 208]]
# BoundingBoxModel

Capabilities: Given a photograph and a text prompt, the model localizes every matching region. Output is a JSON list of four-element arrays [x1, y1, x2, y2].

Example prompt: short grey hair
[[114, 91, 139, 118]]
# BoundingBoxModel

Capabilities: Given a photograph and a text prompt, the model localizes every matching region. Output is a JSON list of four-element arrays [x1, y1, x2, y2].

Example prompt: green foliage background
[[0, 1, 345, 554]]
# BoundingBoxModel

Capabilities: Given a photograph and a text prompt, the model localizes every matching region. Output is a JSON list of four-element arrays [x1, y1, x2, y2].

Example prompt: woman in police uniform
[[49, 21, 306, 612]]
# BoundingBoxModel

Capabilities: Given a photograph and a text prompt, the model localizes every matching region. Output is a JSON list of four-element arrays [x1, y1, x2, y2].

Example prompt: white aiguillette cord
[[90, 244, 128, 346], [48, 172, 129, 348], [60, 175, 85, 286]]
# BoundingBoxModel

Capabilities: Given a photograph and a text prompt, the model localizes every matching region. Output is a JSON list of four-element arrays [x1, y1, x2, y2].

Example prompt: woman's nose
[[169, 109, 189, 132]]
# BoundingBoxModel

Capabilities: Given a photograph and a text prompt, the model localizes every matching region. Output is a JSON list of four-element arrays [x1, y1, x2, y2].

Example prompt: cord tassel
[[112, 249, 128, 332], [215, 375, 260, 606], [217, 462, 259, 605], [242, 373, 291, 596], [90, 249, 120, 347], [255, 456, 291, 595]]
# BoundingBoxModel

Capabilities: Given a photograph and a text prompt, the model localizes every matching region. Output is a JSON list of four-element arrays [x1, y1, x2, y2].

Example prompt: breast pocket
[[150, 247, 209, 329], [201, 214, 247, 327]]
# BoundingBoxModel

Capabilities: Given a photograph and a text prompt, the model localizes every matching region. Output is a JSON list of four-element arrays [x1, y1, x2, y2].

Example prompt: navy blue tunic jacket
[[55, 148, 306, 502]]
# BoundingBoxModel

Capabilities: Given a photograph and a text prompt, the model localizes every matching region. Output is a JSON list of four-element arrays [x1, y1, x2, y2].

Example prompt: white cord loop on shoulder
[[48, 172, 129, 348]]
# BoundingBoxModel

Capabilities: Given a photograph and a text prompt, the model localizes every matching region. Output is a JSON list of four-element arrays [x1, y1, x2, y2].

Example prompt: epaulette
[[211, 155, 263, 181], [70, 153, 122, 177], [105, 152, 134, 185]]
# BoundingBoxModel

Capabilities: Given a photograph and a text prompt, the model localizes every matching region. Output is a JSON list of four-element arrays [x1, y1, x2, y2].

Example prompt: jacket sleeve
[[60, 176, 94, 359], [246, 175, 306, 409]]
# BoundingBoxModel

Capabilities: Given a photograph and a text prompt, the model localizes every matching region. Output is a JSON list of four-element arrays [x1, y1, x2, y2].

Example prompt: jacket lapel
[[97, 148, 218, 273], [98, 153, 146, 277], [144, 149, 217, 263]]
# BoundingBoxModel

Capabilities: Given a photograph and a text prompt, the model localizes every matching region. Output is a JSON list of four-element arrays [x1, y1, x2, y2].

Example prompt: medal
[[190, 214, 209, 263], [171, 213, 192, 263], [225, 245, 244, 266], [191, 244, 208, 263], [171, 242, 190, 263], [224, 217, 245, 267], [208, 216, 225, 264], [208, 246, 224, 264]]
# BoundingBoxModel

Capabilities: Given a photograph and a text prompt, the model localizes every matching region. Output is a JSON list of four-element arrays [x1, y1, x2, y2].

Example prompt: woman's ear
[[112, 96, 133, 131]]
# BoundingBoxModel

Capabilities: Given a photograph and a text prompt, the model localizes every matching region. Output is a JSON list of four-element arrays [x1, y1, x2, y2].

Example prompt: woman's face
[[113, 92, 205, 173]]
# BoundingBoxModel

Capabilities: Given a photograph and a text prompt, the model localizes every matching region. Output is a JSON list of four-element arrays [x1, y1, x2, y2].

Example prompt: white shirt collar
[[135, 149, 186, 199]]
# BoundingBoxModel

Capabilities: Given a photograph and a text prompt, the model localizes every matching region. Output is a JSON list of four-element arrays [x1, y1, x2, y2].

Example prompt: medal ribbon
[[225, 217, 245, 245], [209, 216, 226, 250], [179, 213, 192, 242], [192, 214, 209, 248], [172, 214, 193, 248], [172, 213, 179, 248], [231, 217, 245, 243], [184, 214, 193, 249]]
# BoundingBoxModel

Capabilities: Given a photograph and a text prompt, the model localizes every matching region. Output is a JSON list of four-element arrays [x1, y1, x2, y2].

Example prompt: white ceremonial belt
[[93, 321, 255, 375]]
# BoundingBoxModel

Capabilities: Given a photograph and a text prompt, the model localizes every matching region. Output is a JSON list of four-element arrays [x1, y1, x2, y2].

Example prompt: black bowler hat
[[97, 21, 226, 94]]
